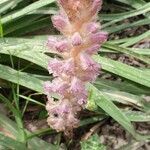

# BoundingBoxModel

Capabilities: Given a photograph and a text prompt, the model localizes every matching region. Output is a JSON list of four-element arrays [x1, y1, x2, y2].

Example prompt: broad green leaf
[[105, 18, 150, 33], [94, 55, 150, 88], [0, 133, 26, 150], [107, 30, 150, 47], [3, 15, 42, 35], [121, 30, 150, 47], [0, 64, 44, 93], [123, 110, 150, 122], [8, 17, 51, 36], [1, 0, 55, 24], [0, 42, 49, 68], [94, 79, 150, 95], [81, 134, 106, 150], [103, 43, 150, 64], [0, 0, 10, 5], [0, 94, 26, 142], [115, 0, 146, 8], [0, 113, 57, 150], [87, 84, 148, 140], [102, 91, 143, 107], [102, 3, 150, 28]]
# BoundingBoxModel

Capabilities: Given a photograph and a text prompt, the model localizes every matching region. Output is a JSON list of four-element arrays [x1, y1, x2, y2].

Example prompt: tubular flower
[[44, 0, 107, 135]]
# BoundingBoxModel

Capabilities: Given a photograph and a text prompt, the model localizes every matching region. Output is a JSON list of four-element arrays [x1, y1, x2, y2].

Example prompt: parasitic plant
[[44, 0, 107, 135]]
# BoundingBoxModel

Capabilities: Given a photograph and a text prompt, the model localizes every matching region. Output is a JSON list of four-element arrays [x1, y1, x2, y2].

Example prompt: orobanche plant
[[44, 0, 107, 135]]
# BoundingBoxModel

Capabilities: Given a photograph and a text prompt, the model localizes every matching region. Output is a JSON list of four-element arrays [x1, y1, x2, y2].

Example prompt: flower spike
[[44, 0, 107, 135]]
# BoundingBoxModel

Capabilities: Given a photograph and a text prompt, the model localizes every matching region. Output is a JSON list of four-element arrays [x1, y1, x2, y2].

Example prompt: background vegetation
[[0, 0, 150, 149]]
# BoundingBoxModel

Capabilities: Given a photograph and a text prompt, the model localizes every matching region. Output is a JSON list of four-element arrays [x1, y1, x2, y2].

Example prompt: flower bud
[[52, 15, 68, 31], [71, 32, 82, 46], [61, 58, 75, 75], [86, 22, 100, 33], [55, 40, 69, 53], [85, 44, 100, 55], [91, 0, 102, 15], [90, 31, 108, 44], [47, 37, 57, 49], [70, 77, 85, 94], [48, 58, 63, 76], [80, 53, 100, 72]]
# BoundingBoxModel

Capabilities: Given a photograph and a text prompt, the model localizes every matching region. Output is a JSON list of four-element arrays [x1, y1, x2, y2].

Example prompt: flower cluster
[[44, 0, 107, 135]]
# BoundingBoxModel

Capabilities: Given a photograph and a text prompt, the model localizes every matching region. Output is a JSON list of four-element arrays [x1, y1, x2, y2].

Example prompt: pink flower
[[91, 0, 102, 15], [47, 99, 79, 133], [80, 71, 99, 82], [43, 81, 52, 94], [61, 58, 75, 75], [46, 97, 59, 112], [85, 44, 100, 55], [76, 90, 88, 105], [47, 37, 70, 53], [55, 40, 69, 53], [86, 22, 100, 33], [47, 37, 57, 49], [58, 0, 66, 6], [80, 53, 100, 72], [70, 77, 85, 94], [52, 15, 68, 31], [78, 98, 87, 105], [71, 32, 82, 46], [90, 31, 108, 44], [47, 116, 66, 132], [48, 58, 63, 76], [53, 78, 69, 95]]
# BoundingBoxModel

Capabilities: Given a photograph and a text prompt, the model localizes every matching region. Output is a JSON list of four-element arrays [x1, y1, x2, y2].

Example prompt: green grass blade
[[94, 79, 150, 95], [115, 0, 146, 8], [88, 84, 148, 140], [0, 113, 57, 149], [8, 17, 51, 36], [103, 43, 150, 64], [102, 3, 150, 28], [81, 134, 106, 150], [124, 110, 150, 122], [102, 91, 144, 107], [94, 55, 150, 88], [105, 18, 150, 33], [0, 18, 3, 37], [0, 133, 26, 150], [1, 0, 55, 24], [121, 30, 150, 47], [3, 15, 42, 35], [0, 64, 44, 93]]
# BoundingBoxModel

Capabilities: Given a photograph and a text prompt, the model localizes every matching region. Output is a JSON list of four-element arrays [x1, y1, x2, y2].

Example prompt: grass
[[0, 0, 150, 149]]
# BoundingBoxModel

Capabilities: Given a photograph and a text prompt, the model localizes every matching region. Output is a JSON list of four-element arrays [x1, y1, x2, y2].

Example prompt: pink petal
[[80, 53, 100, 72], [85, 44, 100, 55], [81, 70, 99, 82], [51, 78, 69, 95], [55, 40, 69, 53], [47, 37, 57, 49], [90, 31, 108, 44], [43, 81, 52, 94], [52, 15, 67, 31], [71, 32, 82, 46], [48, 58, 63, 76], [70, 77, 85, 94], [90, 0, 102, 15], [86, 22, 100, 33], [61, 58, 75, 75]]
